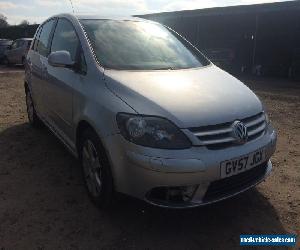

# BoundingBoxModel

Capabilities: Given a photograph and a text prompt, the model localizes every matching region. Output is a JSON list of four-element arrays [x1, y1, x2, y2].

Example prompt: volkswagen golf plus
[[24, 14, 277, 208]]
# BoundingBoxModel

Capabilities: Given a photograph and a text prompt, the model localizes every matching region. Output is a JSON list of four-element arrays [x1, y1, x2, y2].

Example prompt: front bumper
[[104, 125, 277, 208]]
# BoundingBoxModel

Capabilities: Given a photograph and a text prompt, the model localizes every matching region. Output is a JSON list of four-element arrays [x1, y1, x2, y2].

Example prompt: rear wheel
[[25, 87, 42, 127], [79, 128, 114, 209]]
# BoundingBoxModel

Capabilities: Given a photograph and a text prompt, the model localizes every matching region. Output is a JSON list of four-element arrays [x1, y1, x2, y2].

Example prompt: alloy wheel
[[82, 139, 103, 197], [26, 92, 34, 123]]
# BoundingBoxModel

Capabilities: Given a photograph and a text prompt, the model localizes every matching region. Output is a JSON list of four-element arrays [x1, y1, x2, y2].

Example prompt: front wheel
[[80, 129, 114, 209]]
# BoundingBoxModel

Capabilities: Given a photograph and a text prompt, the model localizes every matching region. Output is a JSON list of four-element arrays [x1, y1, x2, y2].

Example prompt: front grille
[[203, 162, 268, 203], [189, 112, 266, 149]]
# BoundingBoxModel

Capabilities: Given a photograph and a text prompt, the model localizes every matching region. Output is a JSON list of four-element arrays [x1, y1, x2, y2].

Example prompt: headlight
[[116, 113, 191, 149]]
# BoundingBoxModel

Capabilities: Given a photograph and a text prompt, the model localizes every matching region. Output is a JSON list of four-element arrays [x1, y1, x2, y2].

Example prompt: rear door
[[45, 18, 86, 142], [29, 19, 56, 117]]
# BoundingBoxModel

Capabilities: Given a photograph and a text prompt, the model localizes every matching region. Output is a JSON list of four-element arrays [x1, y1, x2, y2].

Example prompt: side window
[[37, 19, 55, 57], [50, 19, 79, 61], [32, 27, 42, 51]]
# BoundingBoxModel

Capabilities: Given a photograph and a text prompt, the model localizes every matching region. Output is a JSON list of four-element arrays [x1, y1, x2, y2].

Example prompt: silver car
[[25, 14, 277, 208], [4, 38, 32, 65], [0, 39, 12, 63]]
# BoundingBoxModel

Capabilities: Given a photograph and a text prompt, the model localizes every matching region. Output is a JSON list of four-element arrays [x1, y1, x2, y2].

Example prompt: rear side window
[[32, 27, 42, 51], [37, 19, 55, 57], [50, 18, 79, 61]]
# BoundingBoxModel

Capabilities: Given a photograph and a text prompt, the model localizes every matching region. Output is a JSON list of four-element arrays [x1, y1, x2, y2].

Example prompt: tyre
[[25, 87, 42, 128], [79, 128, 114, 208]]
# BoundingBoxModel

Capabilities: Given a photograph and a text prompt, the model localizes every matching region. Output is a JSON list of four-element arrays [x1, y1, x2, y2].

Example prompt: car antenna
[[69, 0, 75, 14]]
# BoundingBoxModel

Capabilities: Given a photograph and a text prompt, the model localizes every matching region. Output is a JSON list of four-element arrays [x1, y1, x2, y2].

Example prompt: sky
[[0, 0, 292, 25]]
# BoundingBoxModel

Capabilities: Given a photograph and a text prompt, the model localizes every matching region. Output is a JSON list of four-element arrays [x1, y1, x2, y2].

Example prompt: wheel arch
[[75, 119, 116, 185], [75, 120, 107, 158]]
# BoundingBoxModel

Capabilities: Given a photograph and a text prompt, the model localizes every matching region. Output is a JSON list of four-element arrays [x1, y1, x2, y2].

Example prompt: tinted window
[[51, 18, 79, 61], [80, 20, 210, 70], [37, 19, 55, 57]]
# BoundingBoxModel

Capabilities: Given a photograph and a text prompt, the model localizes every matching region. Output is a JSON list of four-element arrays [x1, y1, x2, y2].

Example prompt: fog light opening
[[147, 185, 198, 205]]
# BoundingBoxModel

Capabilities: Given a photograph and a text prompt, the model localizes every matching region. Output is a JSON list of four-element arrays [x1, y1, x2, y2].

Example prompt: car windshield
[[80, 19, 210, 70]]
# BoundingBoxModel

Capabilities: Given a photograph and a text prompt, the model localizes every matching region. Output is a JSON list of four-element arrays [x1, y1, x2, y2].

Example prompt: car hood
[[104, 65, 263, 128]]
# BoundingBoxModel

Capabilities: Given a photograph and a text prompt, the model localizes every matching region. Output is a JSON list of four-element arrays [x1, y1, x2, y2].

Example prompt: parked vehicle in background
[[0, 39, 12, 63], [25, 14, 277, 209], [3, 38, 32, 65]]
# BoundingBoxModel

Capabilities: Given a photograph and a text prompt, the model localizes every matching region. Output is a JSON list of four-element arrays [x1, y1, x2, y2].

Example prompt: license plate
[[220, 148, 266, 179]]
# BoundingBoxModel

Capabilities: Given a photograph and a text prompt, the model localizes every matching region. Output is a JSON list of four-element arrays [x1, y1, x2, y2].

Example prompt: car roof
[[75, 14, 145, 21], [45, 13, 149, 23]]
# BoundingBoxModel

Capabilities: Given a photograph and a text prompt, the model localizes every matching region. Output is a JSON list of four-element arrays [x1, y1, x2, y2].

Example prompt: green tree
[[0, 13, 9, 28], [19, 20, 30, 26]]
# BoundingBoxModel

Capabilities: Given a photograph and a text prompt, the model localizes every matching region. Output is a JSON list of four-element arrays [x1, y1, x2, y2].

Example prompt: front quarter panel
[[72, 69, 135, 144]]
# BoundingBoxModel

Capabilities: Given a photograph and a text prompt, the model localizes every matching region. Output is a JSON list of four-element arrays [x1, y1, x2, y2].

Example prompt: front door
[[44, 18, 86, 143]]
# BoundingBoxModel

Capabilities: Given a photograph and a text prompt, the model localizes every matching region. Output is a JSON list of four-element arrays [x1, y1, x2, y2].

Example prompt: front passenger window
[[50, 19, 79, 61]]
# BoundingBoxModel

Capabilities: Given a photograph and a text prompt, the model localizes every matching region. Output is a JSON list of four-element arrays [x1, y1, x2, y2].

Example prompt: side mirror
[[8, 45, 12, 50], [48, 51, 74, 68]]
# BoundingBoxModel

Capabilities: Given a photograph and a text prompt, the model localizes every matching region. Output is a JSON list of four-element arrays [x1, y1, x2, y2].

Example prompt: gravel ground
[[0, 68, 299, 249]]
